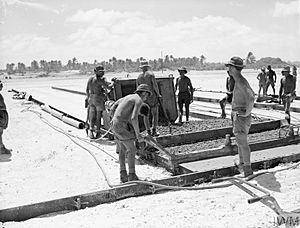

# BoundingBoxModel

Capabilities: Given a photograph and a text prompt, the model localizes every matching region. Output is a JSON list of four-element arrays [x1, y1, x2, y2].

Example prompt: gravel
[[167, 129, 281, 155]]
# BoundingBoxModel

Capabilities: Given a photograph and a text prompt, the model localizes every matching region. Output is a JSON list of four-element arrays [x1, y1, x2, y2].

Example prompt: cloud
[[1, 8, 299, 68], [273, 0, 300, 17], [65, 9, 297, 62], [1, 0, 59, 14]]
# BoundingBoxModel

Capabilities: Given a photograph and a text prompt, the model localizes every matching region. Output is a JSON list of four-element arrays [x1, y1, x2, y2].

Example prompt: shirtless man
[[266, 65, 277, 96], [219, 71, 235, 118], [86, 66, 112, 139], [175, 66, 194, 123], [225, 57, 255, 178], [110, 84, 151, 183], [256, 67, 267, 97], [279, 66, 296, 123], [136, 60, 162, 136]]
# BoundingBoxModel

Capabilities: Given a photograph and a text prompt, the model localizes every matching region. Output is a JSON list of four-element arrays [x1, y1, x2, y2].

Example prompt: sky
[[0, 0, 299, 69]]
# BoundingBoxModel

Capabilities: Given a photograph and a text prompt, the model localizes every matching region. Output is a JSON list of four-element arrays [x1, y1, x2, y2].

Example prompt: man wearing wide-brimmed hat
[[225, 56, 255, 178], [175, 66, 194, 123], [279, 66, 296, 123], [256, 67, 267, 97], [136, 60, 162, 136], [110, 84, 151, 183], [86, 65, 113, 139]]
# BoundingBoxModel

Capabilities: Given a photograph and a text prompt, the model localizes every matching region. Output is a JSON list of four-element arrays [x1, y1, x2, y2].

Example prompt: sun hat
[[139, 60, 151, 68], [135, 84, 152, 96], [225, 56, 245, 68], [281, 66, 291, 73], [178, 66, 188, 74], [94, 66, 105, 72]]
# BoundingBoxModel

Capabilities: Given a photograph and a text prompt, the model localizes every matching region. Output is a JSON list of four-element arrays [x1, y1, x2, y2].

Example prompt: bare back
[[112, 94, 143, 122]]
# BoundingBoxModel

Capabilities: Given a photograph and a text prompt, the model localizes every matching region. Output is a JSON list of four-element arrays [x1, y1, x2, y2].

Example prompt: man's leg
[[184, 101, 190, 122], [236, 133, 253, 177], [0, 128, 10, 154], [151, 106, 159, 136], [272, 84, 276, 96], [95, 110, 103, 138], [118, 141, 128, 183], [88, 105, 96, 138], [178, 100, 184, 123], [122, 140, 139, 181], [219, 97, 227, 118], [258, 86, 262, 97]]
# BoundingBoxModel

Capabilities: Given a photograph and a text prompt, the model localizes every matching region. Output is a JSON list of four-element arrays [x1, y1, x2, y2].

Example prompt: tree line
[[4, 52, 296, 75]]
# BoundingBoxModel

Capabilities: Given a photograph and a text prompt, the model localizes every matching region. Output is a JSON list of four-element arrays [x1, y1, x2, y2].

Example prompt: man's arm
[[131, 100, 143, 140], [188, 78, 194, 102], [151, 74, 161, 97], [278, 78, 283, 104], [175, 78, 178, 91], [274, 71, 277, 83], [86, 78, 91, 97]]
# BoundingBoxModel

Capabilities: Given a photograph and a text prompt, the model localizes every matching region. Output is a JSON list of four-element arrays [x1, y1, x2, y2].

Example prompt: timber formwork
[[139, 119, 300, 174]]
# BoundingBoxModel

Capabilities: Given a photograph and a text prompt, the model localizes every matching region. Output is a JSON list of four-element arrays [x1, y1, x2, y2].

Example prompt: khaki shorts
[[88, 94, 107, 111], [231, 113, 251, 135], [111, 119, 136, 141]]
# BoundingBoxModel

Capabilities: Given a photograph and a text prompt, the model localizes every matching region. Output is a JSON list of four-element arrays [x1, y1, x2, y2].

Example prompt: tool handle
[[248, 197, 263, 204]]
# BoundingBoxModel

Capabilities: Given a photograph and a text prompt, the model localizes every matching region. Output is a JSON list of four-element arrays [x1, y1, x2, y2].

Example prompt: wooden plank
[[179, 143, 300, 174], [156, 120, 281, 147], [1, 144, 300, 222], [172, 136, 300, 166]]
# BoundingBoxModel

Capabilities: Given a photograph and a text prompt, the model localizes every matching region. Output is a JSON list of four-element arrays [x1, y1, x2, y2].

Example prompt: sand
[[1, 76, 300, 228]]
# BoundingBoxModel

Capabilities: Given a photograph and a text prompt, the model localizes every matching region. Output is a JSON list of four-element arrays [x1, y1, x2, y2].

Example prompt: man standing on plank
[[279, 66, 296, 123], [86, 66, 112, 139], [136, 60, 162, 136], [225, 56, 255, 178], [175, 66, 194, 123], [110, 84, 151, 183]]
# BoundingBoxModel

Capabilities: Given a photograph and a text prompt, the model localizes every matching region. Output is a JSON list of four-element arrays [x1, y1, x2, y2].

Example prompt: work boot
[[128, 173, 139, 181], [0, 146, 11, 155], [120, 170, 128, 183], [151, 129, 159, 137], [243, 165, 254, 178]]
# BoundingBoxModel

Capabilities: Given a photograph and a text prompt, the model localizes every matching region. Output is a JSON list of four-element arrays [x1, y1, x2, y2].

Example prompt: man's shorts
[[145, 94, 159, 108], [178, 91, 191, 106], [88, 94, 107, 111], [266, 80, 275, 88], [0, 110, 8, 129], [111, 119, 136, 141], [231, 112, 251, 135]]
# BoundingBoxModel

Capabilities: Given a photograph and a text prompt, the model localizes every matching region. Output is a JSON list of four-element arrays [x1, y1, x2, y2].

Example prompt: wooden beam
[[1, 145, 300, 222]]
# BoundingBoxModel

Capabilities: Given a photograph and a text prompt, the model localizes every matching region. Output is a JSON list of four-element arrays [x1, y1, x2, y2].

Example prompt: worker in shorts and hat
[[86, 66, 113, 139], [219, 71, 235, 118], [0, 81, 12, 156], [110, 84, 152, 183], [256, 67, 267, 98], [175, 66, 194, 123], [225, 56, 255, 178], [136, 60, 162, 137], [279, 66, 296, 123]]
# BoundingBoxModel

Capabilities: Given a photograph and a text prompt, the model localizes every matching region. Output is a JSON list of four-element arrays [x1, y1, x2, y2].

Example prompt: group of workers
[[85, 57, 298, 183], [256, 65, 297, 121]]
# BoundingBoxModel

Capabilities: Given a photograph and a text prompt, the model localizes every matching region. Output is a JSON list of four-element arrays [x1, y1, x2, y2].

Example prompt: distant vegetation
[[2, 53, 299, 76]]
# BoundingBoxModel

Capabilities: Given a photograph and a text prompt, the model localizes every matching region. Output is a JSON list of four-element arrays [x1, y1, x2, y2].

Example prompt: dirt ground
[[1, 77, 300, 228]]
